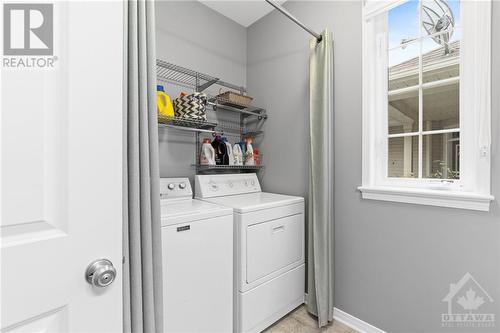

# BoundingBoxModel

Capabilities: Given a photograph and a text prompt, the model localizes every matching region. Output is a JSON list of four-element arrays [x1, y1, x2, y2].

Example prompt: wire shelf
[[156, 59, 246, 93], [213, 122, 263, 137], [242, 130, 264, 137], [193, 164, 264, 170], [156, 60, 219, 92], [156, 60, 266, 174], [207, 96, 267, 119], [158, 115, 216, 130], [158, 116, 264, 138]]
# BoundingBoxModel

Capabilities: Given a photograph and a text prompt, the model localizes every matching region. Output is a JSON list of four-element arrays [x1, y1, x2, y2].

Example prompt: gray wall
[[155, 1, 247, 180], [247, 1, 500, 332]]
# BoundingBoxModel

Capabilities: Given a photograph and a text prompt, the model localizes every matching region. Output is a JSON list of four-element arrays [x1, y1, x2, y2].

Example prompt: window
[[359, 0, 493, 211]]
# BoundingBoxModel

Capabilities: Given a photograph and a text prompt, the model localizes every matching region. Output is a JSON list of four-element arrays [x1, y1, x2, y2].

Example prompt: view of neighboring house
[[388, 40, 460, 179]]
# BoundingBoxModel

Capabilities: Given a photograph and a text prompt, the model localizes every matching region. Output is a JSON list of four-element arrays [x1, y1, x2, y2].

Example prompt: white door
[[1, 1, 123, 332]]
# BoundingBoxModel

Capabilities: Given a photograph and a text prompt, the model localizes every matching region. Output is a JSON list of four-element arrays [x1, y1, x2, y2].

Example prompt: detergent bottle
[[245, 137, 255, 166], [157, 85, 174, 117], [222, 137, 234, 165], [232, 144, 243, 166], [211, 135, 228, 165], [200, 138, 215, 165]]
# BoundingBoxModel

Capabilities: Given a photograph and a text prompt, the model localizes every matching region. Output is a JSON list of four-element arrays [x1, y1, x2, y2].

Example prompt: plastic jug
[[200, 138, 215, 165], [254, 148, 261, 166], [157, 85, 174, 117], [245, 137, 255, 166], [222, 137, 234, 166], [238, 141, 247, 157], [211, 135, 228, 165], [233, 144, 243, 166]]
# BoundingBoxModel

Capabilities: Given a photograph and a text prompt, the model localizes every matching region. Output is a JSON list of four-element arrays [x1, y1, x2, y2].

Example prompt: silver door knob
[[85, 259, 116, 288]]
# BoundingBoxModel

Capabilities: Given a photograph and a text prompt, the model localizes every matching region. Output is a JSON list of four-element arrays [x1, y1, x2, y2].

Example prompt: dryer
[[195, 173, 305, 333], [160, 178, 233, 333]]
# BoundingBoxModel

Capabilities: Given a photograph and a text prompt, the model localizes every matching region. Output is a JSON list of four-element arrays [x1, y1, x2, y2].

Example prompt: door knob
[[85, 259, 116, 287]]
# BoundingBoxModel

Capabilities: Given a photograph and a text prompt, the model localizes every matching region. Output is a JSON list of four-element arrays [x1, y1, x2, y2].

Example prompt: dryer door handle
[[272, 225, 285, 233]]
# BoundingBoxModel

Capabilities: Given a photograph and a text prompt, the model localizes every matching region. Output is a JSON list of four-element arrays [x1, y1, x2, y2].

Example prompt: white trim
[[388, 128, 459, 139], [358, 186, 493, 211], [304, 293, 386, 333], [333, 308, 387, 333], [363, 0, 407, 20], [388, 76, 459, 96], [460, 0, 492, 195]]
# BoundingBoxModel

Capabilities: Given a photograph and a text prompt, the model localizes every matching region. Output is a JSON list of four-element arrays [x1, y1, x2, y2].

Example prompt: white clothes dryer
[[195, 173, 305, 333]]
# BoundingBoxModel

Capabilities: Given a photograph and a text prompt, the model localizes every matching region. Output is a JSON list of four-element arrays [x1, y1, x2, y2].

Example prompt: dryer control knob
[[168, 183, 175, 190], [179, 182, 187, 189], [209, 181, 218, 191]]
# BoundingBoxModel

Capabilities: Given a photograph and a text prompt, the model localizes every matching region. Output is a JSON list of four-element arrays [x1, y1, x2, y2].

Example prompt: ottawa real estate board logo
[[442, 272, 495, 328], [3, 3, 57, 68]]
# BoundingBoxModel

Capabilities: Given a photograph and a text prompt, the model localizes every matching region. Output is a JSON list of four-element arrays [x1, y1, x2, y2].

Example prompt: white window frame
[[359, 0, 494, 211]]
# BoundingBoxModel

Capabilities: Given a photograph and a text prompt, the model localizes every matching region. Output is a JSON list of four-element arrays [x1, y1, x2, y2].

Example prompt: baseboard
[[304, 293, 386, 333], [333, 308, 386, 333]]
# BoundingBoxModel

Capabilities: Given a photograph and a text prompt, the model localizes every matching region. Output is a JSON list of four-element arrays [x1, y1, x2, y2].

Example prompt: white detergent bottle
[[200, 138, 216, 165], [223, 137, 234, 165], [232, 144, 243, 165], [245, 139, 255, 166]]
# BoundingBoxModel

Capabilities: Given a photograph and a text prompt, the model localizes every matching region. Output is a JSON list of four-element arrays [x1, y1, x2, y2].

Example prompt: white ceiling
[[198, 0, 287, 27]]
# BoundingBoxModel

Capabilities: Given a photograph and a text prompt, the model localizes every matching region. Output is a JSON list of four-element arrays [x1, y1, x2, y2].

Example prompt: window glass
[[389, 89, 419, 134], [421, 30, 460, 84], [388, 43, 420, 91], [423, 132, 460, 179], [388, 0, 420, 49], [388, 136, 419, 178], [422, 82, 459, 131], [387, 0, 460, 180]]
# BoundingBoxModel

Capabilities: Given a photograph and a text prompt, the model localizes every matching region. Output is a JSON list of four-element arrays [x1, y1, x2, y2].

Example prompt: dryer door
[[246, 213, 304, 284]]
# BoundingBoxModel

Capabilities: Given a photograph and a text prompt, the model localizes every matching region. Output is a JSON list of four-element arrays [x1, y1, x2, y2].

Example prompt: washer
[[195, 173, 305, 333], [160, 178, 233, 333]]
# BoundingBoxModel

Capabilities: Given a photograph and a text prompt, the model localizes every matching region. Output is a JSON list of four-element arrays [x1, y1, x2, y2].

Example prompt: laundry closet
[[156, 2, 256, 181], [155, 2, 310, 333]]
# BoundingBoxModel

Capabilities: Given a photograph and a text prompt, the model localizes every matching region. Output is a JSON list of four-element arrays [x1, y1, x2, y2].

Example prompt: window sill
[[357, 186, 494, 211]]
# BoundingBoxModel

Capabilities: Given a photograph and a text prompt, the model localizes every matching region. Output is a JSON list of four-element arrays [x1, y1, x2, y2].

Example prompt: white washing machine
[[160, 178, 233, 333], [195, 174, 305, 333]]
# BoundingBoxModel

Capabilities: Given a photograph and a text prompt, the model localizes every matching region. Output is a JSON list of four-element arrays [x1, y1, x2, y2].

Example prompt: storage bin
[[173, 92, 208, 121], [217, 91, 253, 109]]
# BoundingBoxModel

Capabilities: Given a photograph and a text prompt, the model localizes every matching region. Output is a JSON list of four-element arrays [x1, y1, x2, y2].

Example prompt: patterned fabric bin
[[173, 92, 208, 121]]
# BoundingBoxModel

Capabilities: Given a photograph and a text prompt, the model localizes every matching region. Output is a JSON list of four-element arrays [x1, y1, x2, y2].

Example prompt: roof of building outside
[[389, 40, 460, 74]]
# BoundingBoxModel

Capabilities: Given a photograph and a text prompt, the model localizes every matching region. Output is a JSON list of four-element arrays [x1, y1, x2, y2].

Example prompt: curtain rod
[[265, 0, 322, 42]]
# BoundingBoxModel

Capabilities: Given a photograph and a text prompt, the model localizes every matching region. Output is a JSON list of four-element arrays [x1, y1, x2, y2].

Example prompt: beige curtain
[[306, 28, 334, 327], [123, 1, 163, 332]]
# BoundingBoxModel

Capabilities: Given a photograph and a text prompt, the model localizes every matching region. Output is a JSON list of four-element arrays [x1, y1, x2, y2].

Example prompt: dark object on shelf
[[211, 135, 229, 165]]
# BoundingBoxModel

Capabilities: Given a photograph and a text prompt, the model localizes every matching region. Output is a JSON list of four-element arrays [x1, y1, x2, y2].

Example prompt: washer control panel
[[160, 178, 192, 200], [195, 173, 261, 198]]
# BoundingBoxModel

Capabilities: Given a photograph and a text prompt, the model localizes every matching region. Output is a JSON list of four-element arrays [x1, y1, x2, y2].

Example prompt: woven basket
[[216, 91, 253, 109]]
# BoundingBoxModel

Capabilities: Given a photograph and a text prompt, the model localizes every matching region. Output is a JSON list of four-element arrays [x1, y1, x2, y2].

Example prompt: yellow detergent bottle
[[157, 85, 174, 117]]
